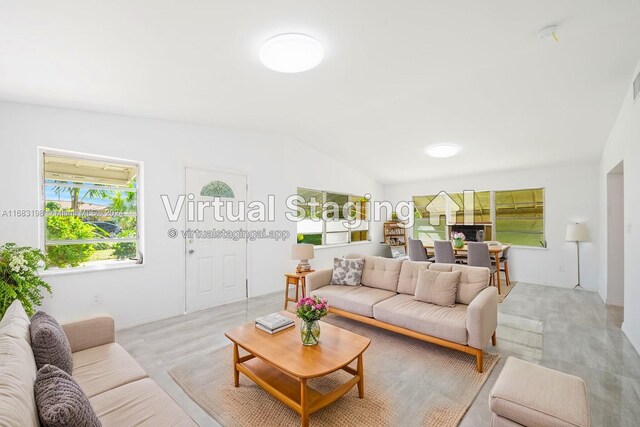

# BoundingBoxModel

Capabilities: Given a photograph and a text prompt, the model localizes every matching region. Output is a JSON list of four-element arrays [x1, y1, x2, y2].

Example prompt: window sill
[[508, 245, 548, 250], [39, 261, 143, 277], [313, 241, 374, 250]]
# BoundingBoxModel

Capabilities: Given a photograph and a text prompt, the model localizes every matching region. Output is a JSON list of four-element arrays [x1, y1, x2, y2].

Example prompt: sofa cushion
[[30, 311, 74, 375], [0, 301, 39, 427], [90, 378, 196, 426], [414, 269, 461, 307], [361, 256, 403, 292], [373, 294, 468, 345], [34, 364, 101, 427], [72, 343, 147, 398], [310, 285, 396, 318], [397, 260, 431, 295], [331, 257, 364, 286], [429, 263, 489, 305], [489, 357, 590, 427], [0, 299, 32, 342]]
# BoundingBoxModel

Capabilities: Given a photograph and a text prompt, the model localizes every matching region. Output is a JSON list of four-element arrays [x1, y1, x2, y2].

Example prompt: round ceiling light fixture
[[259, 33, 324, 73], [425, 144, 461, 158]]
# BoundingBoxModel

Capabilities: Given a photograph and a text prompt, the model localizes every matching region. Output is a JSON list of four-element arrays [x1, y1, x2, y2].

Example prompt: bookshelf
[[384, 221, 407, 251]]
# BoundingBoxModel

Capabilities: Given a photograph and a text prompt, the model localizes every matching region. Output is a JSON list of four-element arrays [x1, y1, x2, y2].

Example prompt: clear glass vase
[[300, 319, 321, 346], [453, 238, 464, 249]]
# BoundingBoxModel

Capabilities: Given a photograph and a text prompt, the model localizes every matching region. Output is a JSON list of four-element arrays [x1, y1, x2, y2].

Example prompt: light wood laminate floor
[[118, 284, 640, 426]]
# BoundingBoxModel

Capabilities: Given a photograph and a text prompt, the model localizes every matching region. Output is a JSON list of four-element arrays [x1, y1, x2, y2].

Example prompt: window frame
[[412, 187, 546, 248], [494, 187, 545, 248], [297, 187, 371, 247], [38, 147, 145, 274]]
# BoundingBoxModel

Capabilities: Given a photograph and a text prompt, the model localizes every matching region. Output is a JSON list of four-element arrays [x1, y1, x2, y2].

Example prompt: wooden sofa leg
[[476, 350, 483, 373], [492, 332, 497, 346]]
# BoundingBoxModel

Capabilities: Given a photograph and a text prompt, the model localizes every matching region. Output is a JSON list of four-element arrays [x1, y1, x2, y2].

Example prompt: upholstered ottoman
[[489, 357, 590, 427]]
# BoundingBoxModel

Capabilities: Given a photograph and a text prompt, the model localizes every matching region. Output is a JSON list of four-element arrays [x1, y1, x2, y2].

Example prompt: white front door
[[185, 167, 247, 313]]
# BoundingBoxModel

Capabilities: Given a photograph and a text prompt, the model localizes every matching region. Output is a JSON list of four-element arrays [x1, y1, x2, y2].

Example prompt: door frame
[[606, 161, 624, 306], [182, 164, 251, 313]]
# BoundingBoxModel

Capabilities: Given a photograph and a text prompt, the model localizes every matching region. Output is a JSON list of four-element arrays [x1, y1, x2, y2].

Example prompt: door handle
[[188, 249, 195, 254]]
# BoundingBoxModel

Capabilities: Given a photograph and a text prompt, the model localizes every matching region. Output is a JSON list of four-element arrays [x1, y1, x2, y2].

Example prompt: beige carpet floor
[[169, 315, 499, 427]]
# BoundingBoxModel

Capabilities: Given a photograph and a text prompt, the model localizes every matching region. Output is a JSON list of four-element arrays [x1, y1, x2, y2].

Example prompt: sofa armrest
[[466, 286, 498, 350], [62, 315, 116, 353], [306, 269, 333, 293]]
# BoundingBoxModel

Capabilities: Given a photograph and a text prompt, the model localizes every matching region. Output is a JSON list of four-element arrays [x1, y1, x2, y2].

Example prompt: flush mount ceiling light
[[425, 144, 460, 158], [259, 33, 324, 73]]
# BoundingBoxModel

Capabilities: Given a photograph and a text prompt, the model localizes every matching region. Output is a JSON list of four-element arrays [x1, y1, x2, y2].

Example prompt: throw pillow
[[414, 269, 461, 307], [331, 257, 364, 286], [34, 364, 101, 427], [30, 311, 73, 375]]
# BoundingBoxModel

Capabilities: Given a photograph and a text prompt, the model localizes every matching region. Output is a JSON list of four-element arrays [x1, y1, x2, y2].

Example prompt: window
[[40, 151, 142, 270], [413, 188, 545, 247], [296, 188, 369, 246], [413, 194, 447, 244], [495, 188, 545, 247]]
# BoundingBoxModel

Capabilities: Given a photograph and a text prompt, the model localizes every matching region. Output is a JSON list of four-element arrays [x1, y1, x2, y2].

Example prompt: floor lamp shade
[[566, 224, 589, 242], [566, 223, 588, 289]]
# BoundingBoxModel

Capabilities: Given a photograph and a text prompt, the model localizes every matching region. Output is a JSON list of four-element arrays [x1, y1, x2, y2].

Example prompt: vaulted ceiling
[[2, 0, 639, 183]]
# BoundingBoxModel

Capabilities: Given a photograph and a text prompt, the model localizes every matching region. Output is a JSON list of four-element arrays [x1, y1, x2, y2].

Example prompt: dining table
[[423, 243, 512, 294]]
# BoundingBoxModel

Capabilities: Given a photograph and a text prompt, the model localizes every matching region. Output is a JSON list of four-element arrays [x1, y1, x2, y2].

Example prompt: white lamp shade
[[292, 244, 315, 260], [566, 224, 589, 242]]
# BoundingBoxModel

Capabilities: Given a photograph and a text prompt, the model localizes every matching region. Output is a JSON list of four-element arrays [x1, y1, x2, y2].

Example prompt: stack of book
[[255, 313, 295, 334]]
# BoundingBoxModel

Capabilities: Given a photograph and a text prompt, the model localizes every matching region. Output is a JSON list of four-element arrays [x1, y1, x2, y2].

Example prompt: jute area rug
[[497, 281, 517, 303], [169, 315, 499, 427]]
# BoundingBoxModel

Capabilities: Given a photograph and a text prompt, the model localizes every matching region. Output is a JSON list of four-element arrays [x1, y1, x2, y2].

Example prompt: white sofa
[[0, 300, 196, 426], [307, 255, 498, 372]]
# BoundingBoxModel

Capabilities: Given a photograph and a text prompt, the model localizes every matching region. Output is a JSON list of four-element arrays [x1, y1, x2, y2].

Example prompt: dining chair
[[467, 242, 499, 292], [495, 246, 511, 286], [434, 240, 456, 264], [408, 238, 433, 262]]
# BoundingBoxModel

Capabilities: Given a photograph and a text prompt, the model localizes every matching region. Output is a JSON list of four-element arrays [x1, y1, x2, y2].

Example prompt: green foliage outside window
[[45, 215, 100, 267]]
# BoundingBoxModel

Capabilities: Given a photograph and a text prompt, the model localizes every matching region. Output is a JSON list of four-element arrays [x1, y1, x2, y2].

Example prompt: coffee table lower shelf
[[233, 345, 364, 427]]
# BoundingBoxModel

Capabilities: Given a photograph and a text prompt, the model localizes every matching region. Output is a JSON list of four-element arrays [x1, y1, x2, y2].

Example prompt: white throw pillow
[[331, 257, 364, 286], [414, 269, 461, 307]]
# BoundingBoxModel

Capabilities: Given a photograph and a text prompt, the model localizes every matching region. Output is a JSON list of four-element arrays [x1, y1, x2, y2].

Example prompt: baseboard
[[117, 309, 181, 330], [515, 280, 598, 292], [621, 322, 640, 357], [606, 297, 624, 307]]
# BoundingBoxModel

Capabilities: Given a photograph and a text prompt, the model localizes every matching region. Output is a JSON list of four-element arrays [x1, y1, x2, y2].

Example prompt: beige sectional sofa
[[307, 255, 498, 372], [0, 300, 196, 426]]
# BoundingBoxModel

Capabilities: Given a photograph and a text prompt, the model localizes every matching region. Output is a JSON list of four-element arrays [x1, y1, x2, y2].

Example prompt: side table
[[284, 271, 315, 310]]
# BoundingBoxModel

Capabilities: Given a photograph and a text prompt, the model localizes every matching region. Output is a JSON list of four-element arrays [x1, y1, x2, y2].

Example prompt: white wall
[[0, 101, 384, 328], [605, 169, 624, 306], [599, 61, 640, 353], [384, 163, 600, 290]]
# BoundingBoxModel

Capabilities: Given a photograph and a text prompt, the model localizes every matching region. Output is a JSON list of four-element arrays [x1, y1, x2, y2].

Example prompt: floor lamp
[[566, 223, 589, 289]]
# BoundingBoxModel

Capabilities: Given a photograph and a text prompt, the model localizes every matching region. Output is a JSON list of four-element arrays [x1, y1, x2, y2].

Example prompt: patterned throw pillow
[[30, 311, 73, 375], [331, 257, 364, 286], [34, 364, 101, 427]]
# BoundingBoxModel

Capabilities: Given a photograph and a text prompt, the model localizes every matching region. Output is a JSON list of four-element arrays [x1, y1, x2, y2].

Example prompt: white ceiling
[[1, 0, 640, 184]]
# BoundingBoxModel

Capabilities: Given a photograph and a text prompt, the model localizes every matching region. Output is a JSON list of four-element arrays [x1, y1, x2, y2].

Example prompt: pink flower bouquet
[[296, 296, 329, 322]]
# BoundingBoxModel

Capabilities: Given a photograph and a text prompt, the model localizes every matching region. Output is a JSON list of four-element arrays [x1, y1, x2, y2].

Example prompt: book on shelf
[[255, 313, 294, 331], [255, 322, 295, 334]]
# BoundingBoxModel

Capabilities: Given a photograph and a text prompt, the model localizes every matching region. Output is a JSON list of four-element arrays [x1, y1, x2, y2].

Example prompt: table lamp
[[292, 244, 314, 273], [565, 223, 589, 289]]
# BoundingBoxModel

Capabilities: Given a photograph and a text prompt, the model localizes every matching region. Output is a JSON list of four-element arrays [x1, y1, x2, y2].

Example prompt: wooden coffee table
[[224, 312, 371, 427]]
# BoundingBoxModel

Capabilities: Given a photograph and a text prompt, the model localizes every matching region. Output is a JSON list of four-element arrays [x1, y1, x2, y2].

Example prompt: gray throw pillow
[[30, 311, 73, 375], [35, 364, 101, 427], [331, 257, 364, 286], [414, 269, 461, 307]]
